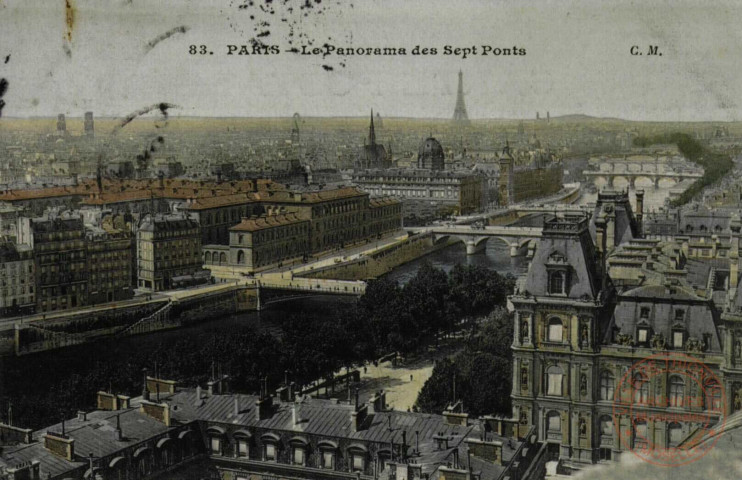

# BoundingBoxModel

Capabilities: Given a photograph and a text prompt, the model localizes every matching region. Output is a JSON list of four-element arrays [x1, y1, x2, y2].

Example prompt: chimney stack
[[635, 189, 644, 236], [114, 414, 123, 441], [194, 386, 204, 407], [142, 368, 150, 401], [595, 216, 608, 289]]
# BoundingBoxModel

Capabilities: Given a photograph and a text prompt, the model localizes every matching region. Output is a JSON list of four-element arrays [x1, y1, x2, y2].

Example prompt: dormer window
[[289, 437, 309, 466], [206, 426, 226, 456], [548, 271, 566, 295]]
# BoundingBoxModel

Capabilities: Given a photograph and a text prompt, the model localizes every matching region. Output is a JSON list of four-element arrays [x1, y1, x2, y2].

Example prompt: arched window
[[261, 433, 280, 461], [233, 430, 252, 458], [157, 438, 174, 469], [546, 365, 564, 396], [289, 437, 309, 466], [237, 250, 245, 265], [633, 372, 649, 405], [348, 444, 368, 472], [667, 422, 683, 447], [318, 440, 338, 469], [548, 318, 563, 342], [207, 427, 225, 456], [219, 252, 227, 264], [549, 271, 565, 295], [600, 371, 615, 401], [669, 375, 685, 407], [134, 447, 153, 477], [204, 251, 212, 264]]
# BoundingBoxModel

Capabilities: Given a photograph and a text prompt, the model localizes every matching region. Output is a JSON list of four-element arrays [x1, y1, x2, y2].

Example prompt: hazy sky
[[1, 0, 742, 121]]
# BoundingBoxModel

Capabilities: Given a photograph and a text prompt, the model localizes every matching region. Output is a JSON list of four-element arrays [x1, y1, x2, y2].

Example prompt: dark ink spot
[[3, 55, 9, 64], [322, 65, 333, 71]]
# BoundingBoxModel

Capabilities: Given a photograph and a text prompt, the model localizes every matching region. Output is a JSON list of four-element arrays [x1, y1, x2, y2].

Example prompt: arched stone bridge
[[582, 162, 702, 189], [409, 225, 544, 255]]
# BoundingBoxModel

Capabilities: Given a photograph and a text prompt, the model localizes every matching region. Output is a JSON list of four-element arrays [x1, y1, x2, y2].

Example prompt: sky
[[1, 0, 742, 121]]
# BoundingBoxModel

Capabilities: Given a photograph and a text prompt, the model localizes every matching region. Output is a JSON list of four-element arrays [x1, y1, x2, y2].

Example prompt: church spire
[[368, 109, 376, 146]]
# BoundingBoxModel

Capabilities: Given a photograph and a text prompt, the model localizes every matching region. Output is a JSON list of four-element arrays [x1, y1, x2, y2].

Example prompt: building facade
[[510, 209, 738, 473], [352, 169, 484, 218], [497, 145, 563, 207], [26, 212, 88, 313], [229, 213, 310, 272], [0, 242, 34, 316], [86, 226, 134, 304], [136, 214, 203, 292]]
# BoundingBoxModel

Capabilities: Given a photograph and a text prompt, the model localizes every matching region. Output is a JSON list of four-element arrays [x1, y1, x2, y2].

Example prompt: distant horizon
[[2, 113, 739, 124]]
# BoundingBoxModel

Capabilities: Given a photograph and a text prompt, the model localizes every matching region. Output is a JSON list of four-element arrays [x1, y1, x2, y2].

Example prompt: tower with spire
[[357, 109, 390, 170], [368, 109, 377, 146], [452, 70, 470, 126]]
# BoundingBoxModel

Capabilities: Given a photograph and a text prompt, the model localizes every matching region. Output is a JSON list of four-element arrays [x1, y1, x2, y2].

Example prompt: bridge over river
[[408, 224, 545, 255]]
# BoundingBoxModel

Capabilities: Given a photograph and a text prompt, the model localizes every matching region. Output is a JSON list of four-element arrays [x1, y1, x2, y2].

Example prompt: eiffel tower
[[452, 70, 470, 125]]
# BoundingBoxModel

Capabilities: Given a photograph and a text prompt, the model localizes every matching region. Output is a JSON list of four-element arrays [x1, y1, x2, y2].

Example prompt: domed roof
[[418, 137, 444, 158]]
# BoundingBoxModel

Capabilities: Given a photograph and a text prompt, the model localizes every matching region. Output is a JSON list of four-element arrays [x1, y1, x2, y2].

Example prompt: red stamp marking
[[613, 352, 725, 467]]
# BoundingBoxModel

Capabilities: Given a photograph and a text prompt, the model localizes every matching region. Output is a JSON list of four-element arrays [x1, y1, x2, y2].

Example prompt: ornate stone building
[[510, 199, 742, 472]]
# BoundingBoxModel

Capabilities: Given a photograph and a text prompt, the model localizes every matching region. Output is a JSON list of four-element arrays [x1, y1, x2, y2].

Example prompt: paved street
[[355, 344, 464, 411]]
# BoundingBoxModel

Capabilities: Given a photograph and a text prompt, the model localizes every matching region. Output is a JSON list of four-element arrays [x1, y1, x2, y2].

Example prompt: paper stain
[[65, 0, 75, 43], [0, 78, 7, 117], [112, 102, 178, 134], [144, 26, 190, 53]]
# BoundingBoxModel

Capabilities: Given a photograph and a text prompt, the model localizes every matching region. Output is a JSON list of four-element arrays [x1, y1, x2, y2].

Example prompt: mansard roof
[[607, 284, 721, 351], [521, 215, 602, 300]]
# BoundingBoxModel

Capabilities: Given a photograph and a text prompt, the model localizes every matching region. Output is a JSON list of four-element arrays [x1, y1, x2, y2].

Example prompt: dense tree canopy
[[414, 307, 514, 417], [4, 262, 515, 429]]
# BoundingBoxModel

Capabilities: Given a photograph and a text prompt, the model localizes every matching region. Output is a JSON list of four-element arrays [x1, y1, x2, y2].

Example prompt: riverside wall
[[298, 233, 457, 281], [5, 285, 259, 356]]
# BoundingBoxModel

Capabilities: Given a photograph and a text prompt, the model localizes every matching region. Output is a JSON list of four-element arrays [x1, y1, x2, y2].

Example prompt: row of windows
[[202, 207, 251, 226], [209, 436, 367, 472], [545, 412, 685, 448], [0, 263, 33, 273], [541, 367, 722, 412], [1, 286, 33, 296]]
